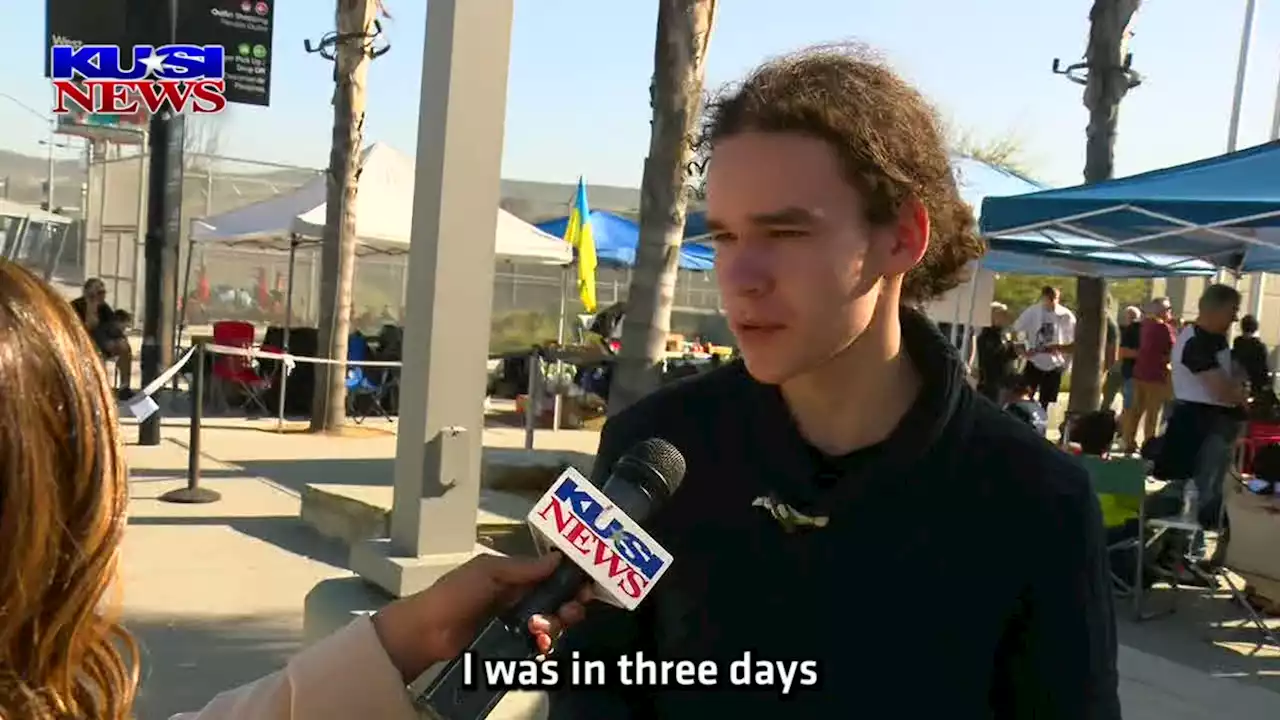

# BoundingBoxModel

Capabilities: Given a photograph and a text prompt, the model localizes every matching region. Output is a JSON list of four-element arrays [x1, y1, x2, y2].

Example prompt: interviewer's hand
[[371, 552, 594, 683]]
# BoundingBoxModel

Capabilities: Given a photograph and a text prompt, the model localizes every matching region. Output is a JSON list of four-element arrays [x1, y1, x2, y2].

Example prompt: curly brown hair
[[701, 43, 986, 303], [0, 260, 138, 718]]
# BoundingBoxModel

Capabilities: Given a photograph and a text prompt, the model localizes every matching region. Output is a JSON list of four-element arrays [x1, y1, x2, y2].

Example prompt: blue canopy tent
[[536, 209, 714, 271], [979, 140, 1280, 272]]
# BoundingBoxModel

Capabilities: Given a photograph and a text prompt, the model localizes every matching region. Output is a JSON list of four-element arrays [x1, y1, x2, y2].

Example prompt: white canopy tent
[[184, 142, 577, 428], [183, 142, 572, 345], [190, 142, 572, 263]]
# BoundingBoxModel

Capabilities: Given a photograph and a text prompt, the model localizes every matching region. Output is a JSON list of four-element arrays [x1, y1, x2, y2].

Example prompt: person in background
[[1072, 410, 1120, 458], [0, 260, 590, 720], [1012, 285, 1077, 411], [1121, 298, 1175, 452], [1232, 314, 1270, 401], [70, 277, 134, 397], [1158, 284, 1247, 562], [1002, 375, 1048, 436], [973, 301, 1019, 403], [1103, 305, 1142, 410]]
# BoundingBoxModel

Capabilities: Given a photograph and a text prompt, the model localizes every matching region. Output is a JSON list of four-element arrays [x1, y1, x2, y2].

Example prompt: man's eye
[[709, 232, 735, 244], [769, 228, 808, 239]]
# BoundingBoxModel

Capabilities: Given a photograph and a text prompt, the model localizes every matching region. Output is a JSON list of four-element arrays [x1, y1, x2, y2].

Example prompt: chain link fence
[[82, 150, 728, 350]]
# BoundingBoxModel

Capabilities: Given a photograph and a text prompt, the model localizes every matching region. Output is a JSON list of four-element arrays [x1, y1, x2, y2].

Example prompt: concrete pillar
[[348, 0, 514, 597]]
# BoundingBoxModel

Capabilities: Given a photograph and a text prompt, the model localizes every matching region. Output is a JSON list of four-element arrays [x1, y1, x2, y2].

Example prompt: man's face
[[1122, 308, 1140, 325], [1200, 302, 1239, 333], [991, 308, 1009, 327], [1149, 301, 1172, 322], [705, 132, 927, 385], [86, 282, 106, 303], [1040, 291, 1059, 310]]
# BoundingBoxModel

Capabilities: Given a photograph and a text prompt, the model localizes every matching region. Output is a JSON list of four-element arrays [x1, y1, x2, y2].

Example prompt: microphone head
[[614, 438, 686, 502]]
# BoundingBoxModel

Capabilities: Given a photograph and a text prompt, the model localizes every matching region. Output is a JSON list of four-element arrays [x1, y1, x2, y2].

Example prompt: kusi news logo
[[51, 44, 228, 116], [530, 473, 672, 609]]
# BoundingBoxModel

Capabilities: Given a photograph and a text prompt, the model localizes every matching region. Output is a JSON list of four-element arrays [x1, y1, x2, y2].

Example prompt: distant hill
[[0, 149, 87, 210]]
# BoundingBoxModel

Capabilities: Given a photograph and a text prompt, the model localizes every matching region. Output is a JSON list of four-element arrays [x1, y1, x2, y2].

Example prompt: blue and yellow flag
[[563, 178, 598, 313]]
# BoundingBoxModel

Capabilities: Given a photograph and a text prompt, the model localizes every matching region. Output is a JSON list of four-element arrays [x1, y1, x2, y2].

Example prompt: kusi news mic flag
[[414, 439, 686, 720], [563, 178, 598, 313]]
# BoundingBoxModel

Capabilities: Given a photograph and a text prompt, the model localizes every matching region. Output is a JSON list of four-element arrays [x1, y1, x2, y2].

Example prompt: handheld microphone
[[412, 438, 687, 720]]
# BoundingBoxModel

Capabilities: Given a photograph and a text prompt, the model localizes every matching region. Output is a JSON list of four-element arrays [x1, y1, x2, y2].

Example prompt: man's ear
[[887, 197, 929, 274]]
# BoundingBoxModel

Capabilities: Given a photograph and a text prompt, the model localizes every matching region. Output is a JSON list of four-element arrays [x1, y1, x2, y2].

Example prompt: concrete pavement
[[118, 421, 1280, 719]]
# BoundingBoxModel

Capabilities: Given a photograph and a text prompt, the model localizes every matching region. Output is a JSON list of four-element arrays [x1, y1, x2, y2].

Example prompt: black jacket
[[550, 308, 1120, 719]]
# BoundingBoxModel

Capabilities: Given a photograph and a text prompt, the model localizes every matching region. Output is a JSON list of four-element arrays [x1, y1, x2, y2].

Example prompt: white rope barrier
[[119, 342, 405, 424], [121, 344, 200, 422], [204, 343, 405, 369]]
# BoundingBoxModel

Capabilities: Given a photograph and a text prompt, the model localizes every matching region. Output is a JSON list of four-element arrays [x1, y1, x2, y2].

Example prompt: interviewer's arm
[[169, 616, 417, 720], [170, 553, 585, 720], [547, 416, 650, 719], [990, 474, 1122, 719]]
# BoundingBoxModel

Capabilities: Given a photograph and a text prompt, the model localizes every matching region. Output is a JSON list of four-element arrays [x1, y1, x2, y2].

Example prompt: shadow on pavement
[[229, 457, 394, 493], [126, 515, 349, 570], [127, 613, 302, 720], [1118, 585, 1280, 695]]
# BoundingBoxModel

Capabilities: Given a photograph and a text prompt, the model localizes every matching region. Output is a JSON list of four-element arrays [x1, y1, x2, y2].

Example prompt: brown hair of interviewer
[[0, 260, 138, 718], [701, 43, 986, 303]]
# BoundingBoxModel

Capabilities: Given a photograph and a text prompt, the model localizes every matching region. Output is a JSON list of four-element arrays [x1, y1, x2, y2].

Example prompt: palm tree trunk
[[1070, 0, 1141, 414], [311, 0, 377, 431], [608, 0, 717, 415]]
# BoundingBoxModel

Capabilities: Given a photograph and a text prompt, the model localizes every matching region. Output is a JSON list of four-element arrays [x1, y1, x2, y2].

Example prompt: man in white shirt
[[1012, 285, 1077, 410]]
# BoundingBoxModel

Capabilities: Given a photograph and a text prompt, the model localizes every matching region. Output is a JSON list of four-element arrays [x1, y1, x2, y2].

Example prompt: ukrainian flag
[[563, 178, 598, 313]]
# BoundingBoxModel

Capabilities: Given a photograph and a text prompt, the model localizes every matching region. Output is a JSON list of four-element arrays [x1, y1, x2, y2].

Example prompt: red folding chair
[[211, 320, 271, 414], [1241, 421, 1280, 474]]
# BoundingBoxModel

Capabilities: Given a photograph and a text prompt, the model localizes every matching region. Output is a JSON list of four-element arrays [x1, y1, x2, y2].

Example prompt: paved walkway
[[117, 421, 1280, 719]]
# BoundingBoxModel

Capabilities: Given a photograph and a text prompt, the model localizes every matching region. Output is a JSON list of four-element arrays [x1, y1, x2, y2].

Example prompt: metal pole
[[1271, 54, 1280, 141], [523, 350, 539, 450], [160, 342, 220, 503], [1251, 59, 1280, 322], [1227, 0, 1256, 154], [45, 123, 56, 211], [551, 266, 568, 431], [138, 110, 178, 446], [276, 238, 299, 431], [1225, 0, 1262, 318]]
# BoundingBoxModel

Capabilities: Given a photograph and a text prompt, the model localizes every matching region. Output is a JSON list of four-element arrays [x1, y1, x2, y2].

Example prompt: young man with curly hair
[[552, 45, 1119, 719]]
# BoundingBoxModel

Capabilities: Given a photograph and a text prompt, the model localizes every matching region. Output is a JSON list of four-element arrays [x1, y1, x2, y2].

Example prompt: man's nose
[[717, 250, 774, 297]]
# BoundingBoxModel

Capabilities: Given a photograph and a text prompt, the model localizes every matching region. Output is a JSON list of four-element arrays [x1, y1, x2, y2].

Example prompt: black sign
[[45, 0, 274, 108], [44, 0, 129, 76], [179, 1, 275, 107]]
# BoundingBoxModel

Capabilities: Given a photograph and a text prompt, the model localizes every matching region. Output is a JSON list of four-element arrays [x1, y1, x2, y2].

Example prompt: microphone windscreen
[[625, 437, 687, 493]]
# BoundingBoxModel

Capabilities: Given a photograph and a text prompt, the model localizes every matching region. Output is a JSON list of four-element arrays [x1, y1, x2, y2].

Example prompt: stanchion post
[[275, 354, 290, 433], [160, 342, 221, 504], [523, 350, 539, 450]]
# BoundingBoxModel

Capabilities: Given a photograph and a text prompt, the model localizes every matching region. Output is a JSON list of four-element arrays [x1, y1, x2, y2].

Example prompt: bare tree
[[310, 0, 381, 432], [608, 0, 718, 415], [1068, 0, 1142, 413], [182, 113, 226, 162]]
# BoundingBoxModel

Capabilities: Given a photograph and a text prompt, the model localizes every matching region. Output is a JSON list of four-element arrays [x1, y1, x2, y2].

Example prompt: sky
[[5, 0, 1280, 189]]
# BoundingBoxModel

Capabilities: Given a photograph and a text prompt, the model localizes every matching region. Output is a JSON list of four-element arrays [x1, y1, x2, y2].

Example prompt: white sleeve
[[1062, 311, 1077, 344], [1012, 307, 1035, 339]]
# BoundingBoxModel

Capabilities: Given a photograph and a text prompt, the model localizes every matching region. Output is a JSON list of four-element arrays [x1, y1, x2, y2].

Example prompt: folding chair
[[1079, 455, 1165, 620], [1215, 471, 1280, 651], [210, 320, 271, 414], [345, 334, 392, 424]]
